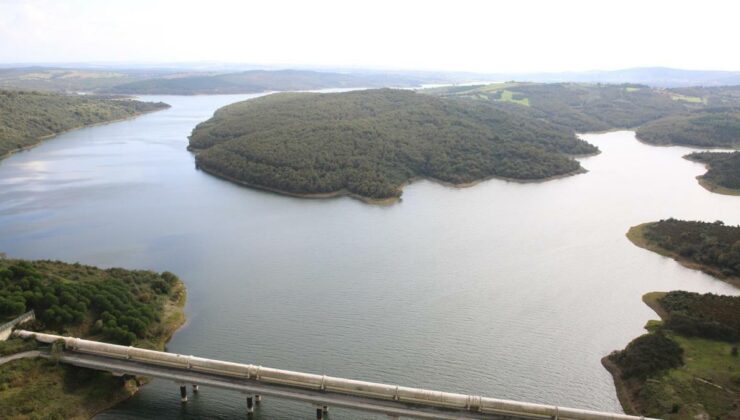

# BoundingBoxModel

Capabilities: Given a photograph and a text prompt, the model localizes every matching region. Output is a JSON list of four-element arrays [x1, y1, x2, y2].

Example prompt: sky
[[1, 0, 739, 73]]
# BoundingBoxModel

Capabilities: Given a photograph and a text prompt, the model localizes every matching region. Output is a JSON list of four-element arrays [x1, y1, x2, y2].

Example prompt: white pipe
[[14, 330, 654, 420]]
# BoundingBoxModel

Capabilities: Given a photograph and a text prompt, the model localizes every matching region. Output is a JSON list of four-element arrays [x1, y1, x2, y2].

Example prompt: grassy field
[[669, 93, 707, 104], [609, 295, 740, 419], [0, 358, 138, 420], [497, 90, 530, 106]]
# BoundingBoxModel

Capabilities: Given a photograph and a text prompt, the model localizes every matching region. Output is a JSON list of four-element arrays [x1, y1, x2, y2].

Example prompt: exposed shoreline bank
[[194, 159, 588, 206], [626, 223, 740, 288]]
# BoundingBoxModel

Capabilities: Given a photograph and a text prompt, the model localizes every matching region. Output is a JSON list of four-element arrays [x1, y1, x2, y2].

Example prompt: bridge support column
[[192, 384, 199, 393], [246, 395, 254, 414], [179, 385, 187, 403], [255, 394, 261, 403], [315, 407, 323, 419]]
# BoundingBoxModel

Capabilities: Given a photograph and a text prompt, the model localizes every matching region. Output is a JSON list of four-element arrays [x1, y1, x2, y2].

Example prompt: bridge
[[13, 330, 652, 420]]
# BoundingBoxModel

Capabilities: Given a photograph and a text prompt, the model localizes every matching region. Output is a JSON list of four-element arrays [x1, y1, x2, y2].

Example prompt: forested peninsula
[[0, 258, 186, 419], [626, 219, 740, 287], [603, 291, 739, 419], [684, 151, 740, 195], [188, 89, 597, 203], [0, 90, 169, 158]]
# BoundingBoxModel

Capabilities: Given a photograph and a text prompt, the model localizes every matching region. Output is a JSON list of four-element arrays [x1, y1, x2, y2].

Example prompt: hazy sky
[[1, 0, 738, 73]]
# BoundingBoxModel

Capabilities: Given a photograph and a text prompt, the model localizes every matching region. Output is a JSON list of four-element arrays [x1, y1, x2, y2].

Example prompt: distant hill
[[0, 90, 169, 157], [426, 83, 740, 145], [485, 67, 740, 88], [0, 67, 164, 92], [104, 69, 431, 95], [2, 65, 739, 94], [188, 89, 596, 203], [424, 82, 697, 132]]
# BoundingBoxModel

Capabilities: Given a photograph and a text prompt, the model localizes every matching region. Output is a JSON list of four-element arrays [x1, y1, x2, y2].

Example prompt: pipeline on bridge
[[14, 330, 653, 420]]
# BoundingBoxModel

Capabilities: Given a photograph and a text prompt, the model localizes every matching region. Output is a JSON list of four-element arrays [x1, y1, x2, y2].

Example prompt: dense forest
[[659, 291, 740, 342], [0, 259, 183, 346], [425, 82, 698, 132], [427, 83, 740, 148], [0, 258, 186, 418], [0, 90, 169, 157], [629, 219, 740, 281], [684, 151, 740, 194], [636, 110, 740, 148], [106, 69, 429, 95], [605, 292, 739, 419], [189, 89, 597, 201]]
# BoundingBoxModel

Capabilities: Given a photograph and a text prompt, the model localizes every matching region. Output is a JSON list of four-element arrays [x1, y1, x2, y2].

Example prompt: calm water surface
[[0, 94, 738, 419]]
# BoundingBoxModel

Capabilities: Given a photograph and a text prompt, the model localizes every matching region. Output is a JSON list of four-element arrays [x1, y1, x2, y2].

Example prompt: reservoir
[[0, 94, 737, 419]]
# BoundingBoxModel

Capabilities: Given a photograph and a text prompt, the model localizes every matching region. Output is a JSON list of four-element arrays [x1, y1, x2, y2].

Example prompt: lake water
[[1, 94, 738, 419]]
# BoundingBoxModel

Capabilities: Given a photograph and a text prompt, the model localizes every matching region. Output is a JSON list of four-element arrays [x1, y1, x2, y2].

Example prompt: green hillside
[[424, 82, 697, 132], [636, 110, 740, 148], [189, 89, 597, 202], [0, 258, 186, 418], [0, 90, 169, 157]]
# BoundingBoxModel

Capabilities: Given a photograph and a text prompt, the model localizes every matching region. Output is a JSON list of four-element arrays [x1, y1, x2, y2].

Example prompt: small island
[[636, 110, 740, 148], [0, 90, 170, 159], [684, 151, 740, 195], [626, 219, 740, 288], [188, 89, 597, 203], [0, 258, 186, 418], [603, 291, 739, 419]]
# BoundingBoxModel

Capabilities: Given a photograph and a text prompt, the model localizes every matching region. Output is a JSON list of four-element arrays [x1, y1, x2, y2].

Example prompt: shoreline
[[194, 159, 588, 206], [90, 279, 187, 417], [601, 292, 668, 417], [0, 273, 187, 419], [626, 223, 740, 288], [600, 356, 640, 416], [634, 132, 740, 151], [682, 154, 740, 196], [70, 279, 187, 419], [0, 105, 170, 162]]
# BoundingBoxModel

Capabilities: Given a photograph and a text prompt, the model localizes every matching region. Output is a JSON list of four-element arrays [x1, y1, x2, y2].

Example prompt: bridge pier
[[179, 385, 187, 403], [314, 405, 328, 419], [192, 384, 199, 393], [255, 394, 261, 403], [246, 395, 254, 414]]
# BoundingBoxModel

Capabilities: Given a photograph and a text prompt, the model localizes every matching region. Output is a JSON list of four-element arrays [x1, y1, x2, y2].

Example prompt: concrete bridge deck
[[13, 330, 654, 420]]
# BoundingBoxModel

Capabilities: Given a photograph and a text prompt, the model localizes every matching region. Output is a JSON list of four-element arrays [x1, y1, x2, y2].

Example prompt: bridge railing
[[15, 330, 655, 420]]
